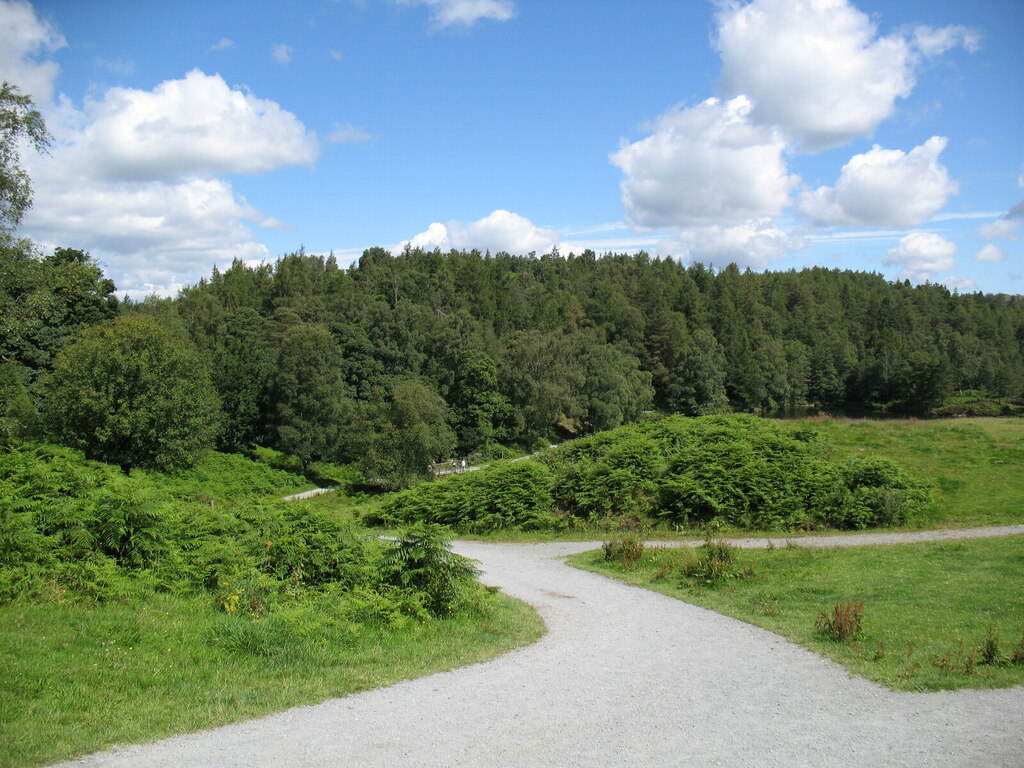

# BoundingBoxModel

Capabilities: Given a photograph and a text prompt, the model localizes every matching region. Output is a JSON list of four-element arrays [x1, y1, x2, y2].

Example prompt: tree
[[42, 314, 221, 471], [1, 82, 51, 231], [361, 379, 456, 489], [449, 350, 511, 451], [270, 322, 349, 468], [211, 307, 275, 450]]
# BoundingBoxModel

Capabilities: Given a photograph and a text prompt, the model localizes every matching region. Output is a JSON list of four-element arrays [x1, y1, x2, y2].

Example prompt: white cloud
[[0, 0, 65, 104], [271, 43, 293, 64], [799, 136, 957, 227], [23, 172, 271, 298], [397, 210, 559, 255], [975, 218, 1020, 241], [658, 219, 802, 270], [398, 0, 515, 29], [715, 0, 976, 152], [328, 121, 372, 143], [610, 95, 799, 230], [912, 25, 981, 56], [939, 275, 977, 293], [209, 37, 234, 52], [2, 2, 318, 298], [329, 49, 344, 61], [65, 69, 318, 180], [972, 244, 1007, 263], [884, 231, 957, 282], [96, 57, 135, 76]]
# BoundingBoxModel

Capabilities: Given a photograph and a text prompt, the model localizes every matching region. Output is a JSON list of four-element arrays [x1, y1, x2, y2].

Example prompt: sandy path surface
[[54, 527, 1024, 767]]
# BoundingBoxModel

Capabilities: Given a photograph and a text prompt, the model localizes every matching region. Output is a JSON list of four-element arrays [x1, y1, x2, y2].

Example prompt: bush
[[680, 540, 751, 586], [377, 460, 559, 533], [602, 535, 644, 568]]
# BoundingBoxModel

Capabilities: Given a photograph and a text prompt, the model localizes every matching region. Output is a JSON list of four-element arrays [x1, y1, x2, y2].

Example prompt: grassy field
[[788, 417, 1024, 527], [0, 591, 543, 768], [570, 534, 1024, 692]]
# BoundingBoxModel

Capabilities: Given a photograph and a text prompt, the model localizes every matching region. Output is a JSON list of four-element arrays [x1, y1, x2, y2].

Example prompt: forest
[[2, 238, 1023, 486]]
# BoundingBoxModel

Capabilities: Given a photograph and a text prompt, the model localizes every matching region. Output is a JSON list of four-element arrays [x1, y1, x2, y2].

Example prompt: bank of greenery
[[374, 414, 935, 533], [572, 535, 1024, 691], [0, 441, 542, 768]]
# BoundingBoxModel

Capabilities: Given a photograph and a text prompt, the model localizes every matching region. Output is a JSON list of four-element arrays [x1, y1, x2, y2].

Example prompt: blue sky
[[2, 0, 1021, 297]]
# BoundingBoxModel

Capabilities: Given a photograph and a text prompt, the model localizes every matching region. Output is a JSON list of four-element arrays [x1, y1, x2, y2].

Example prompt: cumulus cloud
[[328, 121, 372, 143], [939, 275, 977, 293], [975, 218, 1020, 241], [22, 172, 271, 298], [658, 219, 803, 270], [715, 0, 976, 151], [610, 95, 799, 230], [209, 37, 234, 52], [0, 0, 65, 104], [397, 210, 559, 255], [799, 136, 957, 227], [65, 69, 318, 180], [2, 3, 319, 297], [884, 231, 957, 282], [271, 43, 293, 64], [398, 0, 515, 29], [912, 25, 981, 56], [972, 244, 1007, 263]]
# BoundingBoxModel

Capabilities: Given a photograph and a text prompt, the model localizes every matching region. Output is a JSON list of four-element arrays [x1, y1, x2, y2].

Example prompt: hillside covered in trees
[[3, 240, 1022, 485]]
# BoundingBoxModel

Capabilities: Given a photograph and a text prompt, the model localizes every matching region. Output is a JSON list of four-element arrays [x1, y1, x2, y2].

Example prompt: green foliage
[[271, 321, 349, 468], [377, 460, 559, 533], [0, 442, 490, 629], [361, 378, 457, 490], [377, 414, 932, 533], [601, 535, 644, 568], [42, 314, 221, 471], [382, 524, 481, 616], [0, 81, 50, 231], [0, 362, 38, 441], [680, 540, 752, 586]]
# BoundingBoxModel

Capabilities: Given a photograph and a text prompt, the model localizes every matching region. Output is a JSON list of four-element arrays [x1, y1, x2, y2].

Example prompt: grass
[[0, 591, 543, 768], [569, 534, 1024, 692], [789, 417, 1024, 527]]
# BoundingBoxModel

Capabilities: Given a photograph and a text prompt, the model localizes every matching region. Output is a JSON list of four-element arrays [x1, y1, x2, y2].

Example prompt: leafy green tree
[[0, 242, 119, 374], [449, 350, 511, 451], [42, 314, 221, 470], [211, 307, 275, 450], [0, 82, 50, 231], [270, 322, 348, 468], [0, 361, 38, 441], [362, 379, 456, 489]]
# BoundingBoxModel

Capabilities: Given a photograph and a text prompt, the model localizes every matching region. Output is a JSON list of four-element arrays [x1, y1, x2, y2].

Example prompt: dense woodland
[[2, 239, 1023, 483]]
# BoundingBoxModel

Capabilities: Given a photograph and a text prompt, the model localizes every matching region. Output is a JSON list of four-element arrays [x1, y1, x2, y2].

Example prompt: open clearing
[[49, 528, 1024, 768]]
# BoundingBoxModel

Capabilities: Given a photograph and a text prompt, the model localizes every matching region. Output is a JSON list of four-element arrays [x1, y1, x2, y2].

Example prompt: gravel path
[[55, 527, 1024, 768]]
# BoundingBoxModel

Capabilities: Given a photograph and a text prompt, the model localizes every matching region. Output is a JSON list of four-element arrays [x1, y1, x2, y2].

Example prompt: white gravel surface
[[54, 528, 1024, 768]]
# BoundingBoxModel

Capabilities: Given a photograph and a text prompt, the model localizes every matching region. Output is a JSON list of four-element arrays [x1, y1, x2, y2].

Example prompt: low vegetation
[[375, 414, 934, 534], [0, 441, 543, 768], [572, 535, 1024, 691], [793, 417, 1024, 527]]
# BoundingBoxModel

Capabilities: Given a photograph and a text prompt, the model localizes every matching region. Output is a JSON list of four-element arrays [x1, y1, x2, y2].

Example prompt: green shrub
[[681, 540, 751, 586], [602, 535, 645, 568]]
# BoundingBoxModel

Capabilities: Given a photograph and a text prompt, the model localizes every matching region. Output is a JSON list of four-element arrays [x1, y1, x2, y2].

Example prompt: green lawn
[[791, 417, 1024, 527], [570, 534, 1024, 691], [0, 592, 543, 768]]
